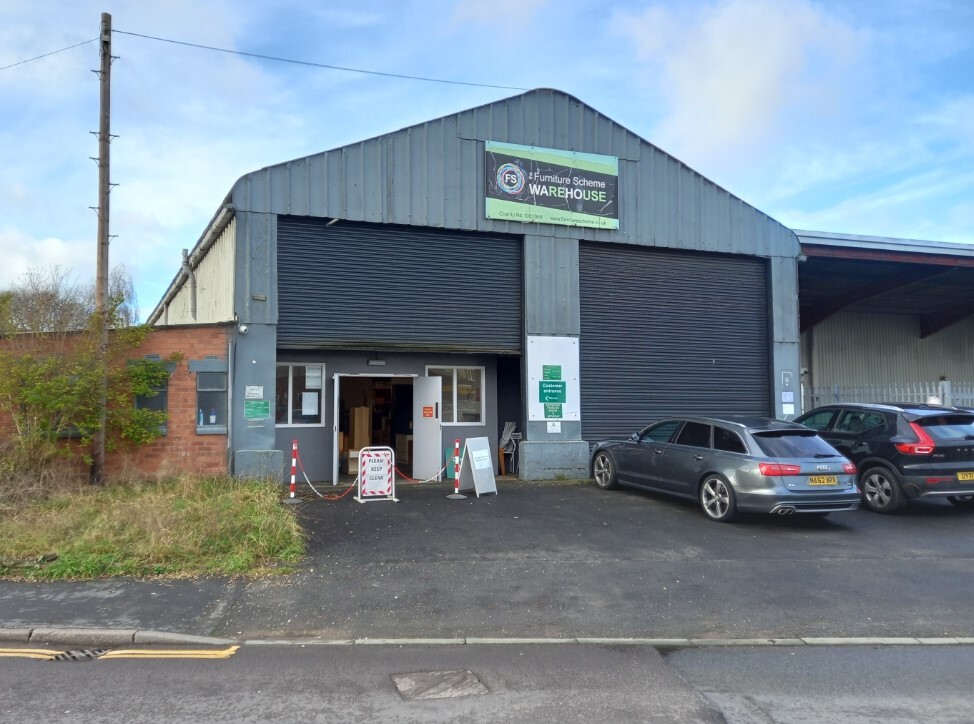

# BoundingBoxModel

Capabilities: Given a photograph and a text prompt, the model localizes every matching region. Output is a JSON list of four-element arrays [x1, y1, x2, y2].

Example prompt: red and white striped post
[[447, 437, 466, 499], [453, 438, 461, 493], [285, 439, 301, 504]]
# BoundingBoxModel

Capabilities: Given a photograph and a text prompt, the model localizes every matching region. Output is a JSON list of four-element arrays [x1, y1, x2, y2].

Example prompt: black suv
[[795, 402, 974, 513]]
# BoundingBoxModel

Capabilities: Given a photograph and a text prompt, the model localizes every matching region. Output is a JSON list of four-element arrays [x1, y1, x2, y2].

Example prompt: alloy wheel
[[701, 478, 731, 520], [862, 470, 897, 510]]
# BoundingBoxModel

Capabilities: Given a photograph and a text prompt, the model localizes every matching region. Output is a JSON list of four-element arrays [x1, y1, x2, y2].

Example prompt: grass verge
[[0, 475, 306, 580]]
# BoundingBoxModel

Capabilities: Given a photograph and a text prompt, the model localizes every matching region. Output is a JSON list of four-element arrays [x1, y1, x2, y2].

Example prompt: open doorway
[[335, 375, 413, 484], [333, 374, 443, 485]]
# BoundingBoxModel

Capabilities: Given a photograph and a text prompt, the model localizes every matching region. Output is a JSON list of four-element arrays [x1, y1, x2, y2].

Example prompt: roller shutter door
[[277, 217, 522, 352], [579, 243, 771, 442]]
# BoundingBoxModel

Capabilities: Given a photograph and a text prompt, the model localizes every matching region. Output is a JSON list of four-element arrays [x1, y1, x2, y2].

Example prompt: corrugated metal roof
[[230, 88, 798, 259], [151, 89, 802, 322], [797, 230, 974, 334], [796, 230, 974, 258]]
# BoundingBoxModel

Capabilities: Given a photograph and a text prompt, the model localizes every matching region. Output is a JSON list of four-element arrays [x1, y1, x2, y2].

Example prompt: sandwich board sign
[[355, 446, 398, 503], [456, 437, 498, 497]]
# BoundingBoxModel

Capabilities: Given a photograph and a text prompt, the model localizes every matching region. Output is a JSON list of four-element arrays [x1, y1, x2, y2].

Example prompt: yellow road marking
[[0, 646, 239, 661], [99, 646, 239, 660], [0, 648, 60, 660]]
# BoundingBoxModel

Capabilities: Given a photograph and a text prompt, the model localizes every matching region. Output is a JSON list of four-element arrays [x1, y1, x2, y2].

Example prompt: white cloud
[[0, 227, 95, 289], [2, 0, 972, 316], [611, 0, 864, 168]]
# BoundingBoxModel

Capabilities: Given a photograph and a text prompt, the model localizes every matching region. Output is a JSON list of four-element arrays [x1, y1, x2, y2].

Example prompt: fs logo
[[496, 162, 526, 195]]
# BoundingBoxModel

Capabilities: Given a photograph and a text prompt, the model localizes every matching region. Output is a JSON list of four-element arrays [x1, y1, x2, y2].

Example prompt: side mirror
[[630, 432, 639, 441]]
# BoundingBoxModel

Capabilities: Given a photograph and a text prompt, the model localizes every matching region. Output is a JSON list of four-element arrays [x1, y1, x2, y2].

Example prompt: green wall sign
[[542, 365, 562, 380], [544, 403, 563, 419], [244, 400, 270, 420], [539, 380, 567, 403]]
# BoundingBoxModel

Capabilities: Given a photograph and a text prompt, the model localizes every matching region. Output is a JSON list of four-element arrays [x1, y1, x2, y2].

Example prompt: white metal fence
[[808, 380, 974, 410]]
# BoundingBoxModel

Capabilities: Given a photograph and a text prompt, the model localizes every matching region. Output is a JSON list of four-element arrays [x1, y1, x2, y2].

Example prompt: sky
[[1, 0, 972, 321]]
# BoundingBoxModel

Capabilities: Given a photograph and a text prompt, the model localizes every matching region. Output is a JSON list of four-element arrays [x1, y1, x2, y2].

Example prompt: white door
[[332, 374, 342, 484], [412, 376, 443, 481]]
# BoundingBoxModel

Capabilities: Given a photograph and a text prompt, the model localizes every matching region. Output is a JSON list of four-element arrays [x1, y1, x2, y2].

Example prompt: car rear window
[[752, 431, 842, 458], [915, 414, 974, 441]]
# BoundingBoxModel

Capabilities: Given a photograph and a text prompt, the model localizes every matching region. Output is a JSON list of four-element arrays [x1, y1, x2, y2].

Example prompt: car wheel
[[699, 474, 737, 522], [860, 466, 906, 513], [947, 495, 974, 508], [592, 451, 619, 490]]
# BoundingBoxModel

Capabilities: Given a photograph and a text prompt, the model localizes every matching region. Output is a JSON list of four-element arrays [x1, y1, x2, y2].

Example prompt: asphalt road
[[2, 643, 971, 723], [212, 480, 974, 641], [665, 644, 974, 723], [0, 643, 722, 723], [1, 480, 972, 642]]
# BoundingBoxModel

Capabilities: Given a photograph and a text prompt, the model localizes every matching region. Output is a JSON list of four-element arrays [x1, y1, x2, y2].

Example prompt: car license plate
[[957, 471, 974, 481], [808, 475, 838, 486]]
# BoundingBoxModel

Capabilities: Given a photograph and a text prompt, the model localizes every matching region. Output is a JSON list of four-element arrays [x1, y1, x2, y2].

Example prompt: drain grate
[[50, 649, 109, 662], [391, 670, 489, 700]]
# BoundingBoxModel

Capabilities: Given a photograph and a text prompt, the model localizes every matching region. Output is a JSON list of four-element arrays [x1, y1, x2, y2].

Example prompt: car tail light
[[894, 422, 936, 455], [759, 462, 802, 476], [843, 461, 856, 474]]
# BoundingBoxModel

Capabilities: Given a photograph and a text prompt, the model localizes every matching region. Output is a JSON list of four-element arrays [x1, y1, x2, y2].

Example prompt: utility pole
[[91, 11, 112, 484]]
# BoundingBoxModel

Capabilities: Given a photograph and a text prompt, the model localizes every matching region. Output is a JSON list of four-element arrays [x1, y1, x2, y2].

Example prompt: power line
[[0, 37, 98, 72], [115, 29, 529, 92]]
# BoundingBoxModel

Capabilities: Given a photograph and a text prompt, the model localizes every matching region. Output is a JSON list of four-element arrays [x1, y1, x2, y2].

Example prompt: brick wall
[[107, 324, 233, 479], [0, 323, 234, 481]]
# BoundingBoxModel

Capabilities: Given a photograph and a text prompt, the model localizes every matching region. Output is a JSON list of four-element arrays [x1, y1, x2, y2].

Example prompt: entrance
[[332, 374, 442, 484]]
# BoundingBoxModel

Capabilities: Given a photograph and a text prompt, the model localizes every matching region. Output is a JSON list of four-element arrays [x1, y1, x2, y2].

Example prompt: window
[[276, 364, 324, 426], [133, 356, 173, 435], [836, 410, 866, 434], [798, 409, 837, 431], [714, 426, 747, 454], [916, 414, 974, 441], [197, 372, 227, 431], [136, 378, 168, 435], [675, 421, 711, 448], [860, 413, 886, 436], [752, 431, 842, 458], [428, 367, 484, 424], [639, 420, 682, 443]]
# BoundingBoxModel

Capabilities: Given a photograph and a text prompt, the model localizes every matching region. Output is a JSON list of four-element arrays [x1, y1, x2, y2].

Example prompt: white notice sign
[[245, 385, 263, 399], [457, 437, 498, 497], [472, 448, 492, 470]]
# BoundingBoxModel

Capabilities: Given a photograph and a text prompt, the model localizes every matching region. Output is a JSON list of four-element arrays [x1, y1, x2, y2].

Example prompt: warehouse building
[[796, 230, 974, 409], [148, 88, 805, 482]]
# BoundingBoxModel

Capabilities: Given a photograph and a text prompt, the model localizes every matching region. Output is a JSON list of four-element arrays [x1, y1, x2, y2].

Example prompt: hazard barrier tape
[[394, 463, 451, 484], [295, 450, 358, 500], [287, 442, 461, 501]]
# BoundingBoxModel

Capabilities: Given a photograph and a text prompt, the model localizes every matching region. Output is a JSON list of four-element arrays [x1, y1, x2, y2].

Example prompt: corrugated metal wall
[[579, 243, 771, 441], [231, 90, 797, 263], [803, 311, 974, 387], [276, 217, 522, 351], [165, 217, 236, 324]]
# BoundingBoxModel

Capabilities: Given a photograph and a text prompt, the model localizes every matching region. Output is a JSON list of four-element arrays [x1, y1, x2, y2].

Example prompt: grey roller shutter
[[579, 243, 771, 442], [277, 217, 522, 352]]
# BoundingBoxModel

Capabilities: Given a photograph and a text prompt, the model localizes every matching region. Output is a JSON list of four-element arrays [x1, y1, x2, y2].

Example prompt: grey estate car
[[590, 415, 860, 522]]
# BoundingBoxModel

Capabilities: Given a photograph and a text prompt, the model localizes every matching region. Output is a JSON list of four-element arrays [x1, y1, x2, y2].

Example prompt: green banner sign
[[485, 141, 619, 230], [544, 403, 563, 419]]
